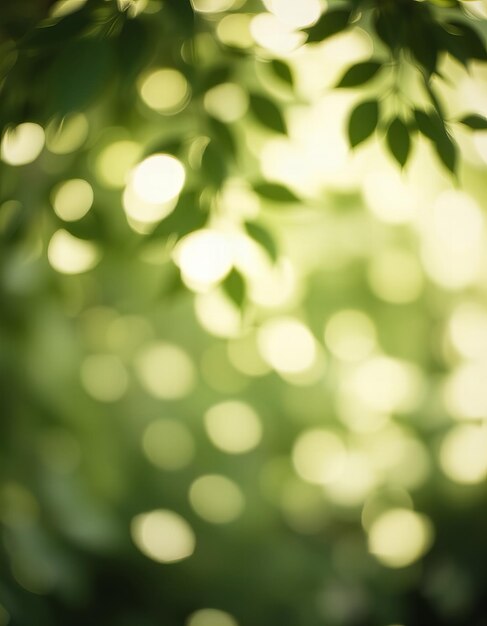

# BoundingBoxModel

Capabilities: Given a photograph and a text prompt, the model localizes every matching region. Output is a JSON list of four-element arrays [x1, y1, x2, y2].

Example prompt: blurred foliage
[[2, 0, 487, 625]]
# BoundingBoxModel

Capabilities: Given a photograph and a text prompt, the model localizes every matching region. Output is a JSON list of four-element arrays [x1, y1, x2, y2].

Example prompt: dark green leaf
[[21, 9, 91, 49], [305, 8, 351, 44], [208, 116, 236, 159], [422, 78, 444, 118], [222, 268, 245, 308], [408, 27, 438, 75], [47, 37, 114, 115], [336, 61, 383, 88], [254, 182, 299, 203], [249, 93, 286, 134], [244, 221, 278, 262], [373, 10, 403, 52], [201, 140, 227, 188], [414, 109, 457, 173], [459, 114, 487, 130], [270, 59, 293, 87], [116, 18, 152, 87], [348, 100, 379, 148], [386, 117, 410, 168], [446, 20, 487, 61]]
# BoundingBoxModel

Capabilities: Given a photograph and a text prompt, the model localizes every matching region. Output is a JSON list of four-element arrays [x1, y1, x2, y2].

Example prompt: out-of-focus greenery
[[2, 1, 487, 625]]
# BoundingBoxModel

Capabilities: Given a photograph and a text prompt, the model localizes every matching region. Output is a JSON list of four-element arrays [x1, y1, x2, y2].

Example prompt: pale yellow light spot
[[47, 229, 100, 274], [131, 154, 185, 204], [1, 123, 45, 166], [135, 342, 196, 399], [194, 290, 241, 338], [187, 608, 238, 626], [444, 361, 487, 420], [361, 488, 414, 532], [267, 0, 321, 28], [337, 395, 389, 433], [138, 68, 189, 114], [367, 249, 423, 304], [362, 168, 418, 224], [174, 229, 233, 291], [131, 509, 195, 563], [422, 190, 484, 290], [189, 475, 244, 523], [250, 13, 306, 54], [292, 429, 347, 485], [365, 428, 430, 490], [219, 179, 260, 221], [440, 424, 487, 484], [204, 83, 248, 123], [142, 419, 195, 470], [216, 13, 253, 48], [247, 257, 297, 309], [191, 0, 237, 13], [324, 310, 376, 362], [96, 140, 141, 188], [80, 354, 128, 402], [325, 452, 377, 507], [449, 302, 487, 360], [45, 113, 89, 155], [52, 179, 93, 221], [368, 508, 434, 568], [348, 356, 423, 414], [204, 400, 262, 454], [258, 317, 317, 374], [123, 182, 178, 225]]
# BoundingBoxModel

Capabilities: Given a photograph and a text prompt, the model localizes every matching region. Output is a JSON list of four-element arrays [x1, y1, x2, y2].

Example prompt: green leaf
[[408, 26, 438, 75], [348, 100, 379, 148], [270, 59, 293, 87], [446, 20, 487, 61], [201, 140, 227, 188], [208, 116, 236, 159], [244, 221, 278, 262], [336, 61, 383, 88], [116, 18, 152, 87], [254, 182, 299, 204], [47, 37, 114, 115], [249, 93, 286, 134], [459, 114, 487, 130], [21, 9, 91, 49], [373, 10, 404, 53], [222, 268, 245, 308], [305, 8, 351, 44], [414, 109, 457, 174], [386, 117, 410, 168]]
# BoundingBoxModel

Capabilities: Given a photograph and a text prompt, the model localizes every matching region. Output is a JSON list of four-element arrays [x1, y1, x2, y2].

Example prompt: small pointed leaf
[[386, 117, 410, 168], [249, 93, 286, 134], [348, 100, 379, 148], [336, 61, 383, 88]]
